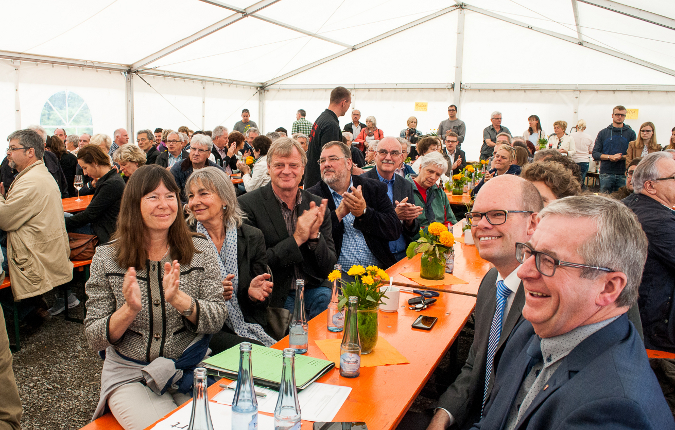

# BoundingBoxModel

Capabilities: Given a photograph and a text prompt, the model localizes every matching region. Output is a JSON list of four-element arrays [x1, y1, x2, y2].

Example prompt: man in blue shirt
[[592, 105, 636, 193]]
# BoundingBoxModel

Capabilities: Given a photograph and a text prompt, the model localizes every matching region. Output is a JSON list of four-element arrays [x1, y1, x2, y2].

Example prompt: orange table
[[62, 194, 93, 213], [445, 191, 473, 206], [230, 174, 243, 185], [386, 225, 490, 297]]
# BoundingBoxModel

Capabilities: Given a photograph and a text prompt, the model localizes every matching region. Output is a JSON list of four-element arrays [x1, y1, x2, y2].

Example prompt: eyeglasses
[[640, 129, 653, 133], [6, 146, 28, 154], [653, 174, 675, 182], [166, 140, 182, 144], [613, 113, 627, 117], [626, 170, 635, 176], [190, 148, 209, 154], [318, 156, 347, 165], [445, 140, 458, 144], [377, 149, 401, 157], [515, 242, 613, 277], [448, 109, 457, 112], [137, 138, 150, 143], [465, 209, 533, 226], [492, 117, 502, 120]]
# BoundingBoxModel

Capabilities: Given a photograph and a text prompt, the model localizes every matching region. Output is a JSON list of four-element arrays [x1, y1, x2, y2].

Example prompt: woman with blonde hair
[[113, 144, 147, 181], [90, 134, 112, 158], [570, 119, 594, 188], [548, 120, 575, 157], [626, 121, 660, 167], [400, 116, 422, 145], [354, 116, 384, 152]]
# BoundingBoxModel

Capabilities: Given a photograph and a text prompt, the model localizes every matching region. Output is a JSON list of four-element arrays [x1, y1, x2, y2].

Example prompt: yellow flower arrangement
[[480, 159, 489, 165], [452, 173, 463, 181], [361, 275, 374, 286], [328, 270, 341, 282], [338, 265, 390, 311], [428, 222, 446, 236], [465, 165, 475, 173], [246, 156, 255, 165], [407, 223, 455, 259], [439, 230, 455, 247], [377, 269, 389, 281], [347, 265, 366, 277]]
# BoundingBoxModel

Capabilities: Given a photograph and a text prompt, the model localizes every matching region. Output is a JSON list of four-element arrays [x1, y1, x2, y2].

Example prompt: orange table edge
[[62, 194, 93, 213]]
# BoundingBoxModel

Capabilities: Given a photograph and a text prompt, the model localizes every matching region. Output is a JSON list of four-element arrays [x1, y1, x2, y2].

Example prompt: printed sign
[[626, 109, 639, 120], [414, 102, 428, 112]]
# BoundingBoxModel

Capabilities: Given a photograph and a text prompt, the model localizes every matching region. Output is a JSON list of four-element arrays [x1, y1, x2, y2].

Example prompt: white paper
[[150, 401, 274, 429], [213, 382, 351, 422]]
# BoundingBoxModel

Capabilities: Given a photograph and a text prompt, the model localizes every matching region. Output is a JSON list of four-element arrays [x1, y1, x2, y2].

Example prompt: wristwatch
[[308, 232, 321, 243], [181, 297, 195, 317], [357, 207, 367, 217]]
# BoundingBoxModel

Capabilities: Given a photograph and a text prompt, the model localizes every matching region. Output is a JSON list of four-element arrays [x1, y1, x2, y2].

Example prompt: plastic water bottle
[[327, 264, 344, 332], [289, 279, 309, 354], [340, 296, 361, 378], [274, 348, 302, 430], [231, 342, 258, 429], [187, 368, 213, 430]]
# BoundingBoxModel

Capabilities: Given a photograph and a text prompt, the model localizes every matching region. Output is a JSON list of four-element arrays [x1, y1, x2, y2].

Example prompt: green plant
[[538, 137, 548, 150], [406, 222, 455, 260], [334, 265, 390, 311]]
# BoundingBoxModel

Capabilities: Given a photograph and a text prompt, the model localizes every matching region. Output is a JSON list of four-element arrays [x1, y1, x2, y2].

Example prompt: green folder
[[202, 343, 335, 390]]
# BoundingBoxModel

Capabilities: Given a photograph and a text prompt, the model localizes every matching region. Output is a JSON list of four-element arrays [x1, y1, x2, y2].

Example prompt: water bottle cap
[[348, 296, 359, 304], [240, 342, 252, 351], [282, 348, 296, 357]]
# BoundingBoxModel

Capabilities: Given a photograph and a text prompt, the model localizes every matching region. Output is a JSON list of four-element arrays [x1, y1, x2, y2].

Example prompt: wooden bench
[[0, 276, 19, 352], [79, 413, 123, 430]]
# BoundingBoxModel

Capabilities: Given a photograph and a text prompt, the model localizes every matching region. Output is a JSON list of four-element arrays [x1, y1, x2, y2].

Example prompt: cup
[[379, 287, 400, 312], [464, 229, 475, 245]]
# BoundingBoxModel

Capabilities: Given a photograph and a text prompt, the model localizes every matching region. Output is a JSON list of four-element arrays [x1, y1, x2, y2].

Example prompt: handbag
[[266, 307, 291, 340], [68, 233, 98, 261]]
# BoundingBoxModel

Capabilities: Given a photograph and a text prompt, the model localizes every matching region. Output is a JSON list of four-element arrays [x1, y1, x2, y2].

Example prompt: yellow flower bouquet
[[406, 222, 455, 280], [245, 156, 255, 165]]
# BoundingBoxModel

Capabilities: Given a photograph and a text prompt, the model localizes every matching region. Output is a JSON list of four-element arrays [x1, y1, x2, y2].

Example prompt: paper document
[[150, 400, 274, 429], [213, 381, 351, 422]]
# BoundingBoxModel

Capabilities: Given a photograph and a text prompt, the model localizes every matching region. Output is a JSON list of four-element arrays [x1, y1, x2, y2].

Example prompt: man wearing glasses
[[415, 175, 541, 430], [136, 129, 160, 165], [156, 132, 188, 169], [624, 152, 675, 353], [361, 137, 422, 261], [474, 195, 673, 429], [445, 131, 466, 175], [481, 111, 511, 161], [592, 105, 636, 193], [170, 134, 223, 203], [438, 105, 466, 146]]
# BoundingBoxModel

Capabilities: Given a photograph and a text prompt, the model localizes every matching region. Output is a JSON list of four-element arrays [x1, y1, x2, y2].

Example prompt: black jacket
[[211, 146, 238, 171], [238, 183, 337, 308], [60, 151, 78, 197], [361, 168, 420, 251], [1, 151, 69, 198], [447, 148, 467, 175], [65, 168, 125, 244], [155, 150, 189, 168], [305, 109, 342, 189], [343, 121, 366, 134], [145, 146, 160, 165], [306, 175, 402, 268], [350, 146, 366, 168]]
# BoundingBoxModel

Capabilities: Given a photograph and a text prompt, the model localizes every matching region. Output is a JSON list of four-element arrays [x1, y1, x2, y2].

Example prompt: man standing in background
[[292, 109, 313, 135], [438, 105, 466, 146], [233, 109, 258, 134]]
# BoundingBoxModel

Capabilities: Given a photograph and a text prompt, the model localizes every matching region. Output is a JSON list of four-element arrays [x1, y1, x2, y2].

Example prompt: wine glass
[[265, 265, 274, 299], [73, 175, 83, 201]]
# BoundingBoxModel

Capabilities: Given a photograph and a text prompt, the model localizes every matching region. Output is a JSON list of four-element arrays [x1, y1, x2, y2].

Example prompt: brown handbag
[[68, 233, 98, 261]]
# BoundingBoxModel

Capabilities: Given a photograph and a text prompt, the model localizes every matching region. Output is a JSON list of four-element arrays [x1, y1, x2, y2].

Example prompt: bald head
[[374, 137, 403, 179]]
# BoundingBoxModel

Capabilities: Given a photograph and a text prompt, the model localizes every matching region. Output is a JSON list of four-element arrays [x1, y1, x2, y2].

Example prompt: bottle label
[[340, 352, 360, 373], [248, 414, 258, 430], [332, 311, 344, 328], [290, 423, 301, 430]]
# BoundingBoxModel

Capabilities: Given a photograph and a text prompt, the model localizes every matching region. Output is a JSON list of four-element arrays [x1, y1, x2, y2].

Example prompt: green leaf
[[406, 242, 418, 259], [418, 243, 431, 254], [366, 295, 376, 302]]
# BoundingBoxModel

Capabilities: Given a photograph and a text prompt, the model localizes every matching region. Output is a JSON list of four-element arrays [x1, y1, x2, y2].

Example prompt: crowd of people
[[0, 86, 673, 429]]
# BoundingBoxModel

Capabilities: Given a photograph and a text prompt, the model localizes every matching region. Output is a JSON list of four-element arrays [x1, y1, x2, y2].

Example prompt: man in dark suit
[[343, 109, 366, 137], [445, 131, 467, 175], [155, 132, 188, 169], [137, 129, 160, 165], [361, 137, 422, 261], [238, 137, 336, 318], [306, 141, 402, 271], [474, 195, 674, 430], [408, 175, 542, 430]]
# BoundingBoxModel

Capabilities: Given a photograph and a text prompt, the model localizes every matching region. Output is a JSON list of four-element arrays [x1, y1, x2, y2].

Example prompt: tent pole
[[202, 81, 206, 131], [573, 90, 581, 128], [14, 64, 20, 131], [258, 88, 265, 134], [454, 8, 465, 113], [126, 72, 134, 141]]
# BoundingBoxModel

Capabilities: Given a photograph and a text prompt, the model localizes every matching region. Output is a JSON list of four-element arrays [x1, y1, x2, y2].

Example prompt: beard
[[8, 159, 16, 169], [322, 167, 348, 187]]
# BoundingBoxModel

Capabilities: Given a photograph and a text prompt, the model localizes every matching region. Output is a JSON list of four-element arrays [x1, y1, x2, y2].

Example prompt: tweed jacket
[[84, 236, 227, 362]]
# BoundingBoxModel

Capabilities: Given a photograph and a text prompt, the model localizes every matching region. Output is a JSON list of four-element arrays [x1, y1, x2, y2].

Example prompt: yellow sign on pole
[[626, 109, 639, 120], [414, 102, 428, 112]]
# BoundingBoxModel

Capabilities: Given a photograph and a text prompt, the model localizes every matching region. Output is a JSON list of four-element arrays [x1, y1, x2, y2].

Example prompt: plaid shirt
[[292, 118, 313, 135]]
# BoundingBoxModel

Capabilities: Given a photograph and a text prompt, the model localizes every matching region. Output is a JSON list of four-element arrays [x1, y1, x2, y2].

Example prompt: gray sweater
[[438, 118, 466, 144]]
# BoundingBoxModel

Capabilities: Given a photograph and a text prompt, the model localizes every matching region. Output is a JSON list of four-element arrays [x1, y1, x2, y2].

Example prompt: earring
[[223, 206, 227, 210]]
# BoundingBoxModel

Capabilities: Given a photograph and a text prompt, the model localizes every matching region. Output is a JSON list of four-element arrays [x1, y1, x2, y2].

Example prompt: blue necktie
[[483, 280, 512, 412]]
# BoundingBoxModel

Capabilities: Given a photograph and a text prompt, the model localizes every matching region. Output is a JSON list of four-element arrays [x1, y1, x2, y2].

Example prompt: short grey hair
[[27, 125, 47, 142], [322, 141, 351, 159], [491, 111, 502, 119], [632, 152, 672, 194], [190, 134, 213, 151], [66, 135, 80, 146], [178, 132, 188, 143], [293, 133, 308, 142], [266, 131, 282, 142], [540, 195, 647, 308], [113, 144, 147, 165], [365, 116, 377, 127], [114, 128, 127, 138], [496, 132, 512, 144], [341, 132, 353, 141], [136, 129, 154, 142], [397, 137, 411, 153], [245, 127, 259, 137], [212, 126, 228, 138], [533, 149, 559, 162], [185, 167, 244, 228], [419, 151, 448, 175], [7, 129, 45, 160], [267, 137, 307, 167], [91, 134, 112, 152]]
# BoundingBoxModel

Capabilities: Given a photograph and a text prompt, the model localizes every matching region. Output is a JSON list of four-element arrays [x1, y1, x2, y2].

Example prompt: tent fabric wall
[[0, 61, 17, 151]]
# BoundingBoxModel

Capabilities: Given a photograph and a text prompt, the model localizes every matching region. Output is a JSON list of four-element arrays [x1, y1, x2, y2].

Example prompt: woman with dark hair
[[237, 134, 272, 192], [521, 161, 581, 206], [65, 145, 125, 244], [523, 115, 544, 147], [46, 135, 78, 196], [626, 122, 660, 167], [667, 127, 675, 150], [85, 165, 226, 429]]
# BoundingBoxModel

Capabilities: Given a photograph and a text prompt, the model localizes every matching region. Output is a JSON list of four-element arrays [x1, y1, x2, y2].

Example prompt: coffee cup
[[379, 286, 400, 312]]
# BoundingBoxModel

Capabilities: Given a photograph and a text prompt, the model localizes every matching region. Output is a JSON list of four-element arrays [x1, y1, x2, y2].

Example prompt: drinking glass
[[74, 175, 83, 201]]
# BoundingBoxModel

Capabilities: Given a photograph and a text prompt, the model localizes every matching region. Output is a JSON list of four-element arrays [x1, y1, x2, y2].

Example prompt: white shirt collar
[[496, 265, 522, 296]]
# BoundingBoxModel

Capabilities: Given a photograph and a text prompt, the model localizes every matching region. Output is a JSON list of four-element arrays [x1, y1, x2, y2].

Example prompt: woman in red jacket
[[354, 116, 384, 152]]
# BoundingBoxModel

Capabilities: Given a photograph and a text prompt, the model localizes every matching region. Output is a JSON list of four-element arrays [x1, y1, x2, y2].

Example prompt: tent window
[[40, 90, 94, 136]]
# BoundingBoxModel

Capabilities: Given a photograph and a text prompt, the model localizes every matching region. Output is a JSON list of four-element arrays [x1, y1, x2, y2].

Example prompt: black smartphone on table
[[313, 423, 368, 429], [412, 315, 438, 330]]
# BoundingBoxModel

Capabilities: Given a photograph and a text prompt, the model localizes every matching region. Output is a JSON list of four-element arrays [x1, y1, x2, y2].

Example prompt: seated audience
[[136, 129, 159, 165], [210, 126, 235, 171], [275, 127, 287, 137], [361, 137, 422, 261], [85, 165, 227, 429], [520, 161, 580, 206], [513, 145, 529, 167], [67, 144, 125, 243], [412, 137, 440, 173], [113, 144, 146, 182], [186, 167, 276, 353], [395, 137, 416, 178], [237, 134, 272, 193], [445, 131, 466, 175], [307, 141, 402, 270], [611, 157, 641, 200], [362, 141, 377, 171], [624, 152, 675, 353], [342, 132, 366, 169], [475, 195, 673, 430], [47, 135, 78, 197], [495, 132, 512, 146], [547, 120, 576, 156], [90, 133, 113, 158], [408, 151, 457, 231], [155, 131, 188, 169], [238, 138, 336, 319], [627, 121, 660, 167], [154, 128, 164, 152], [532, 148, 582, 182], [471, 144, 521, 197], [171, 134, 223, 203], [354, 116, 384, 150]]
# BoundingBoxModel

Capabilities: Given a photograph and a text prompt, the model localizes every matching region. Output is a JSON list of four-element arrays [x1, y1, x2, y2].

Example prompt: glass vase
[[452, 187, 463, 195], [356, 309, 378, 354], [420, 250, 446, 280]]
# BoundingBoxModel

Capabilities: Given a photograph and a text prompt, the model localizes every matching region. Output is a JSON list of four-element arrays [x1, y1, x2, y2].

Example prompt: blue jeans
[[284, 286, 332, 320], [577, 162, 589, 189], [64, 212, 93, 235], [599, 174, 626, 194]]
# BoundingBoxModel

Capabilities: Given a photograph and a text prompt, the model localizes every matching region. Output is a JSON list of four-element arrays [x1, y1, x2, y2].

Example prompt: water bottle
[[231, 342, 258, 429], [187, 368, 214, 430], [289, 280, 309, 354], [340, 296, 361, 378], [274, 348, 302, 430], [327, 264, 344, 332]]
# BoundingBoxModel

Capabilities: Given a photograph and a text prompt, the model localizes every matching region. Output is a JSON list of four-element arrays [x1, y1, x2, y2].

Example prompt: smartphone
[[313, 423, 368, 430], [412, 315, 438, 330]]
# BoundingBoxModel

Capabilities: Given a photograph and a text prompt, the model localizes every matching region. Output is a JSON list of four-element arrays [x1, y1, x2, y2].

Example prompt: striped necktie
[[482, 280, 512, 413]]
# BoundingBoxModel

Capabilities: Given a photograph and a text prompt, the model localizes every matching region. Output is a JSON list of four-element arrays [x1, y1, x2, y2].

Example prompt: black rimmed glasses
[[515, 242, 613, 277], [465, 209, 533, 226], [318, 156, 348, 165], [190, 147, 209, 154], [377, 149, 401, 157], [6, 146, 28, 154], [653, 174, 675, 182]]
